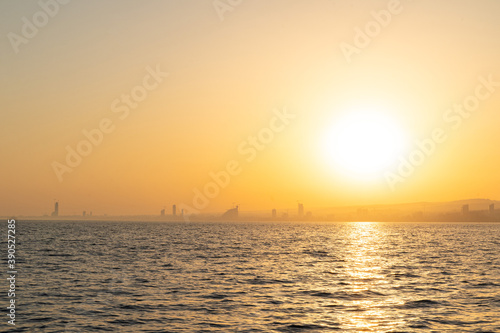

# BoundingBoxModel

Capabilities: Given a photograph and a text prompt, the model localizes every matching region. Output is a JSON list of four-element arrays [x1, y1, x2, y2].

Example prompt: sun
[[321, 108, 407, 179]]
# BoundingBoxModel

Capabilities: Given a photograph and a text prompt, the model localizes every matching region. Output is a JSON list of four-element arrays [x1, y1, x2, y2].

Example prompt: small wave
[[304, 289, 385, 300], [26, 317, 53, 323], [407, 319, 431, 329], [246, 277, 294, 285], [203, 292, 230, 299], [472, 282, 499, 287], [117, 304, 154, 311], [302, 250, 329, 257], [107, 319, 146, 325], [207, 322, 231, 328], [401, 299, 440, 308], [427, 317, 493, 326], [134, 278, 150, 283], [392, 272, 420, 278], [279, 323, 336, 332], [309, 291, 335, 298]]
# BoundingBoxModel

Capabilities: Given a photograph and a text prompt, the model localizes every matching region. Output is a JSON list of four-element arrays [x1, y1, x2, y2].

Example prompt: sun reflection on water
[[335, 222, 406, 331]]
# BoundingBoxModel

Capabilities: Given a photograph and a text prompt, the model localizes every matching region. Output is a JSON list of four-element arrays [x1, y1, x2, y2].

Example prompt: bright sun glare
[[322, 108, 406, 179]]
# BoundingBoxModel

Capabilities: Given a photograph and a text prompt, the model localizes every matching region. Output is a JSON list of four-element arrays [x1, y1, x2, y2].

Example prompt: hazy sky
[[1, 0, 500, 216]]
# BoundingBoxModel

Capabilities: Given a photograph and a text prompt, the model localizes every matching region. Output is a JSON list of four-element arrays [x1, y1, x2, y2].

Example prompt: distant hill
[[314, 198, 500, 215], [238, 199, 500, 222]]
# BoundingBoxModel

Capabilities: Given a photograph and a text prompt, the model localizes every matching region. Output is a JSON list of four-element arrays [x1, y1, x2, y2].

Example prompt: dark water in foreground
[[3, 221, 500, 332]]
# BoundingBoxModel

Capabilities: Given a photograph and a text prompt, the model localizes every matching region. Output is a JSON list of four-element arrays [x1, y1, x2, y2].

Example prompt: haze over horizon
[[2, 0, 500, 216]]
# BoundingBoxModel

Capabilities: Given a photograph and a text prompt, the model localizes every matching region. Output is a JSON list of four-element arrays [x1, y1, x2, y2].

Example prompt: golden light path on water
[[337, 222, 405, 331]]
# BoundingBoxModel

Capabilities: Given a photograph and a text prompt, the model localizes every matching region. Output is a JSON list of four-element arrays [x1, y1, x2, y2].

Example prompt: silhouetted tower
[[462, 204, 469, 215], [298, 203, 304, 217], [51, 202, 59, 217], [272, 209, 277, 218], [172, 205, 177, 216], [82, 211, 86, 217], [489, 204, 495, 214], [160, 208, 165, 216]]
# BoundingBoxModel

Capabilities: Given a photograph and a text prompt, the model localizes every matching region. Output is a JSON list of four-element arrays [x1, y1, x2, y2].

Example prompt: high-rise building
[[160, 208, 165, 216], [272, 209, 277, 218], [172, 205, 177, 216], [462, 204, 469, 215], [51, 202, 59, 217], [298, 203, 304, 217], [82, 211, 86, 217], [489, 203, 495, 214]]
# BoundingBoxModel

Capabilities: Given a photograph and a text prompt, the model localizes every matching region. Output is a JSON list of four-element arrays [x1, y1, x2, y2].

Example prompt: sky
[[1, 0, 500, 216]]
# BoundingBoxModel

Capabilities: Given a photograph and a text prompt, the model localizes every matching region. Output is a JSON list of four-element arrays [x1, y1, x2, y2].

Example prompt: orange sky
[[1, 0, 500, 216]]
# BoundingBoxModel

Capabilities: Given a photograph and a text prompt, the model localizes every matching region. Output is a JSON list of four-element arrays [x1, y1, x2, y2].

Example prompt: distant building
[[298, 203, 304, 217], [221, 206, 238, 220], [82, 211, 86, 217], [272, 209, 277, 218], [172, 205, 177, 216], [462, 204, 469, 215], [489, 204, 495, 214], [160, 209, 165, 216], [51, 202, 59, 217]]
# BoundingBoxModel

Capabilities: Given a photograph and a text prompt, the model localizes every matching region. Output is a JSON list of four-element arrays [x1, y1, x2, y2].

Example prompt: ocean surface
[[3, 221, 500, 332]]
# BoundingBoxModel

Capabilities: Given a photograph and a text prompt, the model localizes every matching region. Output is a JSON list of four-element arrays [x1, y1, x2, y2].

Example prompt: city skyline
[[8, 198, 499, 223]]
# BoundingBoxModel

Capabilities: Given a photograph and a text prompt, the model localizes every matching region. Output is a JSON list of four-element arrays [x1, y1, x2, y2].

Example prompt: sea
[[3, 221, 500, 332]]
